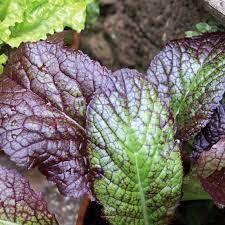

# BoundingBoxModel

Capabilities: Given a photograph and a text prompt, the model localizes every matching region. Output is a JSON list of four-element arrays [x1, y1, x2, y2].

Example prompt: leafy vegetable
[[0, 53, 7, 74], [194, 99, 225, 154], [185, 22, 225, 38], [0, 166, 58, 225], [3, 33, 225, 225], [189, 138, 225, 206], [0, 40, 111, 198], [0, 75, 89, 198], [190, 96, 225, 206], [147, 33, 225, 139], [0, 0, 99, 48], [87, 69, 183, 225], [86, 0, 100, 27]]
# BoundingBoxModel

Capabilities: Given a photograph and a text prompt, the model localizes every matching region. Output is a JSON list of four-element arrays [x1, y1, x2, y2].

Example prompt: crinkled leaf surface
[[194, 99, 225, 153], [0, 0, 88, 47], [0, 0, 24, 46], [0, 40, 111, 198], [147, 33, 225, 139], [192, 97, 225, 205], [0, 166, 58, 225], [189, 138, 225, 206], [87, 69, 183, 225], [4, 40, 111, 125]]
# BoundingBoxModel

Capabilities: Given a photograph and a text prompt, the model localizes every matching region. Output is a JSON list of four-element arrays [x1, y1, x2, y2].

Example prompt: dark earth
[[0, 0, 223, 225], [81, 0, 214, 72]]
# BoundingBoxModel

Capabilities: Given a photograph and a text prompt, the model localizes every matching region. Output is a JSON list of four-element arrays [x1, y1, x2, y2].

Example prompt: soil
[[0, 1, 222, 225], [81, 0, 213, 72], [83, 202, 109, 225]]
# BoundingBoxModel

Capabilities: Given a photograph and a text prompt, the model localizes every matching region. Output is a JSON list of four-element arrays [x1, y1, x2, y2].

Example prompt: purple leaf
[[0, 166, 58, 224], [195, 102, 225, 153], [0, 40, 111, 198], [147, 33, 225, 139], [4, 40, 111, 126], [192, 138, 225, 206]]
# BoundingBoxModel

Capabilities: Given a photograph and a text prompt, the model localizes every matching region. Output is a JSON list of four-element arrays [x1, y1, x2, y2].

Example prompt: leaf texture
[[0, 40, 111, 198], [87, 69, 183, 225], [147, 33, 225, 139], [0, 166, 58, 225], [194, 100, 225, 153], [0, 0, 89, 47], [190, 138, 225, 206], [4, 40, 111, 126]]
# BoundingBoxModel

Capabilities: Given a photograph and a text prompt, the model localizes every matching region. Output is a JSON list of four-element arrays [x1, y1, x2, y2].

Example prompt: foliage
[[0, 166, 58, 225], [2, 32, 225, 224], [0, 53, 7, 74], [185, 22, 225, 37], [0, 0, 99, 48], [86, 0, 100, 27]]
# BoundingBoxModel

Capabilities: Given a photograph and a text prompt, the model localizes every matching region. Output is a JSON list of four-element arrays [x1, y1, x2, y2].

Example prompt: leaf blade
[[87, 69, 183, 225], [0, 40, 111, 198], [0, 0, 98, 47], [0, 166, 58, 225], [188, 138, 225, 206], [147, 33, 225, 139]]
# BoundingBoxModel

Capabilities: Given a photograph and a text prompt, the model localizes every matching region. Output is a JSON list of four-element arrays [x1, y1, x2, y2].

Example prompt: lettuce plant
[[0, 0, 99, 48], [1, 33, 225, 224]]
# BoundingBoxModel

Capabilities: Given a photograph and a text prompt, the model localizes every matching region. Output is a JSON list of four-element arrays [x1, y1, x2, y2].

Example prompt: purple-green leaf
[[0, 166, 58, 225], [87, 69, 183, 225], [189, 138, 225, 206], [147, 33, 225, 140]]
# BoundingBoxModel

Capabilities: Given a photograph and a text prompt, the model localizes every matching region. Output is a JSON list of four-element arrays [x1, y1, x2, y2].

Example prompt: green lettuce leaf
[[0, 0, 24, 45], [87, 69, 183, 225], [86, 0, 99, 27], [0, 0, 98, 47]]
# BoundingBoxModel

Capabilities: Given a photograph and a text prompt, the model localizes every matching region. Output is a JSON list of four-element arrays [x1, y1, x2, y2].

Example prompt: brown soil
[[81, 0, 213, 72]]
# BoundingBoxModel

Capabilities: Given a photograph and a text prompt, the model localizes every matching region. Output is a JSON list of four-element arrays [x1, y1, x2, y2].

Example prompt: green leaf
[[86, 0, 100, 27], [87, 69, 183, 225], [185, 22, 225, 37], [185, 31, 200, 38], [0, 0, 88, 47], [0, 0, 24, 45], [196, 22, 211, 33], [0, 53, 7, 74], [147, 33, 225, 139]]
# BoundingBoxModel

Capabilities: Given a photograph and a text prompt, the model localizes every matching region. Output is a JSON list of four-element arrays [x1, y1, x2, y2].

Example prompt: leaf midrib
[[135, 154, 149, 225]]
